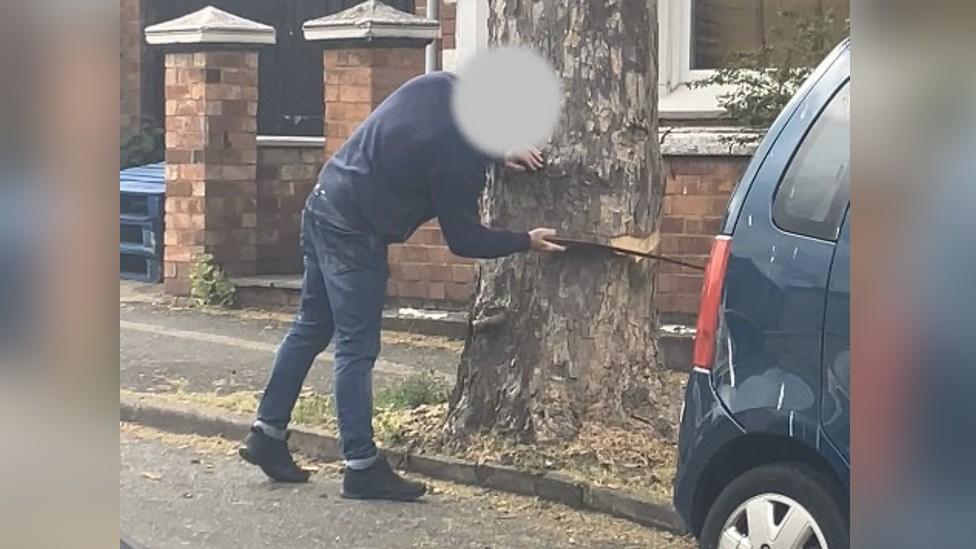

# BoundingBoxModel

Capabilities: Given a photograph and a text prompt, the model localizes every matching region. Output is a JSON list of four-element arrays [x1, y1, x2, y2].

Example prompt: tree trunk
[[447, 0, 667, 442]]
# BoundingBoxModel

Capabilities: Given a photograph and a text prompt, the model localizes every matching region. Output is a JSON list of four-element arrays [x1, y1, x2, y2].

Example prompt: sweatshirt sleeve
[[430, 159, 530, 259]]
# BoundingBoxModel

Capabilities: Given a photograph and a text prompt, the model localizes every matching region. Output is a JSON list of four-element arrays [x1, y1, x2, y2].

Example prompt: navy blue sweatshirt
[[317, 72, 531, 259]]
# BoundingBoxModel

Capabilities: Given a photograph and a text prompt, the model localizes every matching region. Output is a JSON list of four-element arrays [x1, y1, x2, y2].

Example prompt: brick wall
[[250, 143, 475, 306], [441, 3, 457, 51], [120, 0, 143, 131], [256, 144, 322, 273], [387, 221, 475, 306], [657, 156, 748, 320]]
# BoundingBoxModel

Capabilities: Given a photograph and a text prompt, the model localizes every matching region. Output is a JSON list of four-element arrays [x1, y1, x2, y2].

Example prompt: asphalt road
[[121, 425, 692, 549]]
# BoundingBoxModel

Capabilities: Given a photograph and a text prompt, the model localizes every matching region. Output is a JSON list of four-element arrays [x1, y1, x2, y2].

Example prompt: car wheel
[[699, 463, 848, 549]]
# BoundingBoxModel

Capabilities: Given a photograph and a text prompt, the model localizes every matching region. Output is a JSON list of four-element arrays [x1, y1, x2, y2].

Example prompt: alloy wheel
[[718, 493, 828, 549]]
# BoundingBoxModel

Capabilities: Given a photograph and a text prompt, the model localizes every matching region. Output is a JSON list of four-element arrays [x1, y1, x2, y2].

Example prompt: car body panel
[[673, 371, 745, 521], [822, 212, 851, 461], [673, 41, 851, 534]]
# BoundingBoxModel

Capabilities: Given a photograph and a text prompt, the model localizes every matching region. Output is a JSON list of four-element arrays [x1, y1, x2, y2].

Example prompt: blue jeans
[[256, 187, 388, 465]]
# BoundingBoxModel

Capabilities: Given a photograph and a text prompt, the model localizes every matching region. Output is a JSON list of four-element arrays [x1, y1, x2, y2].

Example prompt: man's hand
[[528, 228, 566, 252], [505, 146, 545, 172]]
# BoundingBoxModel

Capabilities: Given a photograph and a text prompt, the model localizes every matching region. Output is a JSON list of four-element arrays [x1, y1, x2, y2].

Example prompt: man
[[239, 71, 564, 501]]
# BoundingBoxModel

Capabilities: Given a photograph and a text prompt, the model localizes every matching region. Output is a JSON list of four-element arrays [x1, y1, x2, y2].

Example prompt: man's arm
[[430, 162, 531, 259]]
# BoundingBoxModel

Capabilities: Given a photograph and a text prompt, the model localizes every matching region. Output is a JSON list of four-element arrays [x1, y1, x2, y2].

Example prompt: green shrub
[[689, 10, 849, 130], [121, 118, 164, 169], [189, 253, 236, 307]]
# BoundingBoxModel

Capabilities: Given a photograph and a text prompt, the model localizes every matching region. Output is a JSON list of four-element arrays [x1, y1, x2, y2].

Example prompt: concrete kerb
[[119, 393, 686, 534]]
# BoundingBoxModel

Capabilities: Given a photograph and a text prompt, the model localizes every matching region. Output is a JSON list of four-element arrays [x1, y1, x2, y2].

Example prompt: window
[[692, 0, 849, 70], [772, 81, 850, 240], [659, 0, 850, 118]]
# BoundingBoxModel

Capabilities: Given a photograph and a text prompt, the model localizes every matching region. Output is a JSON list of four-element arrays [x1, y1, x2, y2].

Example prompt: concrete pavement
[[120, 299, 460, 396]]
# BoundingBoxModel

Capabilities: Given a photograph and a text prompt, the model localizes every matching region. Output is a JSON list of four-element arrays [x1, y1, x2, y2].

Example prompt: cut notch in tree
[[550, 232, 706, 271], [446, 0, 677, 444], [547, 230, 660, 256]]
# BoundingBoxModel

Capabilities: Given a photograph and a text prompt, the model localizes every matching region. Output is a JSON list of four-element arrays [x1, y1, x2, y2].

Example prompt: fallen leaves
[[362, 401, 681, 502]]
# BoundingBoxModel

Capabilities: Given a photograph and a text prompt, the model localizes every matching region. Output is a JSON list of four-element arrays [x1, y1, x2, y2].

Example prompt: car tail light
[[693, 235, 732, 370]]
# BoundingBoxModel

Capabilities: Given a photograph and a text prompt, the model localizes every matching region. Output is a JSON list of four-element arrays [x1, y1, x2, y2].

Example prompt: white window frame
[[658, 0, 732, 119], [453, 0, 489, 72]]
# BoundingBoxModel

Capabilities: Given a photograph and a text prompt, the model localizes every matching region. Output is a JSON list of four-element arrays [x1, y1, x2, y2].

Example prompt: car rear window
[[772, 81, 851, 241]]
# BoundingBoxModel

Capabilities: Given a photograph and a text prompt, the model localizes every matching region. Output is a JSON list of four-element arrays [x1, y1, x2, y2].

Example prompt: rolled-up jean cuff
[[344, 452, 378, 471]]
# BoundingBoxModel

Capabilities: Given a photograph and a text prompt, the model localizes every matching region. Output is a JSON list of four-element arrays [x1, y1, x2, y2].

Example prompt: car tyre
[[699, 462, 848, 549]]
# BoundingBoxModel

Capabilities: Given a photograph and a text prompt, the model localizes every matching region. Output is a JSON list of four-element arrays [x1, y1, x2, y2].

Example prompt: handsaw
[[547, 231, 706, 271]]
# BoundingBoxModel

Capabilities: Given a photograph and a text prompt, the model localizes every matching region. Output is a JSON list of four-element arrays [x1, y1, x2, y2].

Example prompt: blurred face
[[451, 46, 562, 159]]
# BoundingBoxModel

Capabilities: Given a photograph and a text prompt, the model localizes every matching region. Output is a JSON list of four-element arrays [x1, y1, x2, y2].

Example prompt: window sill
[[660, 126, 763, 157], [658, 82, 732, 122]]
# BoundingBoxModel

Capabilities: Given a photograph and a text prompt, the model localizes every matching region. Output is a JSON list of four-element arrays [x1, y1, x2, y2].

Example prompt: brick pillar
[[303, 0, 439, 159], [146, 6, 275, 295], [322, 48, 426, 158]]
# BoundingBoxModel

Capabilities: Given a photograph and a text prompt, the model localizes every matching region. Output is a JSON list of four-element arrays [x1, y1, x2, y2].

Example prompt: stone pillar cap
[[303, 0, 439, 43], [146, 6, 275, 46]]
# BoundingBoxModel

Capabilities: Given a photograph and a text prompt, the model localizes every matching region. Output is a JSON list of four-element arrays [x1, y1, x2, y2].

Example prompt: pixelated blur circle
[[452, 46, 562, 157]]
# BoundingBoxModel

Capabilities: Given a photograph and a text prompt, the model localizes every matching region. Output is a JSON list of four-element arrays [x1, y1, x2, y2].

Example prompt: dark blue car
[[673, 41, 850, 549]]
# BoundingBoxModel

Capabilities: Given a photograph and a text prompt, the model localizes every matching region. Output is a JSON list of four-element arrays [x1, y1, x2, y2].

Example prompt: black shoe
[[341, 454, 427, 501], [239, 426, 310, 483]]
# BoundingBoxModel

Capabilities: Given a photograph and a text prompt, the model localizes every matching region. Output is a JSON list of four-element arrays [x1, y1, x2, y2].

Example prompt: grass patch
[[140, 370, 450, 438], [374, 370, 450, 411], [164, 385, 260, 416], [291, 392, 336, 429]]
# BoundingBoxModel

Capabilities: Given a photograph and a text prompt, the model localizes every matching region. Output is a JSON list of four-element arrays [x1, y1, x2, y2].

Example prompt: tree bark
[[447, 0, 667, 442]]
